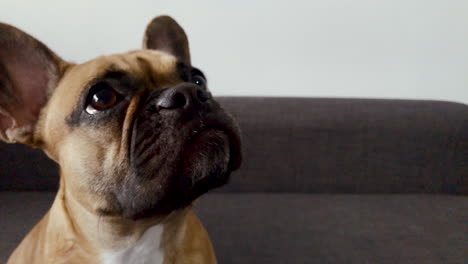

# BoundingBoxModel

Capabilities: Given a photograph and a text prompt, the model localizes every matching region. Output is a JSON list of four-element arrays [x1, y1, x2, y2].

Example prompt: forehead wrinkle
[[135, 56, 158, 88]]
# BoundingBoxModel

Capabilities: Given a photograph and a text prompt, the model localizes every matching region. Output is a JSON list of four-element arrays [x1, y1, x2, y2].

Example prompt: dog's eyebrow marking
[[101, 70, 128, 81], [90, 67, 129, 84], [84, 68, 140, 96]]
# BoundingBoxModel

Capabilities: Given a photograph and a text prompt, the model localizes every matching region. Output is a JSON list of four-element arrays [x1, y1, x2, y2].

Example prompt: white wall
[[1, 0, 467, 103]]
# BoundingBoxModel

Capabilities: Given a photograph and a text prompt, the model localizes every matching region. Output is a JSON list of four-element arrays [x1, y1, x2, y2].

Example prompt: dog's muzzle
[[120, 83, 241, 220]]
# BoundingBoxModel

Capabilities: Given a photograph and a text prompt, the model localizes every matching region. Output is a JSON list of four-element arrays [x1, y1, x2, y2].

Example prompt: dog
[[0, 15, 241, 264]]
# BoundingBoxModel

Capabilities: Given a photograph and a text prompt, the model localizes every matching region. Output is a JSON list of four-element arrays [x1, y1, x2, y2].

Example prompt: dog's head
[[0, 16, 241, 220]]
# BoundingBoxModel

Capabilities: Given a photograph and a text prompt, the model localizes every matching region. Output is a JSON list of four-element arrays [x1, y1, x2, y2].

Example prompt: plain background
[[1, 0, 467, 104]]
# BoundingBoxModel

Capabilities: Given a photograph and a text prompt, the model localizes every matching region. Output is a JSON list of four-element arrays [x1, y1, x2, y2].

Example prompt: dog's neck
[[46, 183, 189, 263]]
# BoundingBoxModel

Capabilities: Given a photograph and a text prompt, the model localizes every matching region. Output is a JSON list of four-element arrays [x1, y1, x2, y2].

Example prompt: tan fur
[[7, 50, 218, 264]]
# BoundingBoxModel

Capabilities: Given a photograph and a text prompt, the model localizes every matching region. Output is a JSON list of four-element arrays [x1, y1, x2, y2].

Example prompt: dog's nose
[[156, 84, 210, 110]]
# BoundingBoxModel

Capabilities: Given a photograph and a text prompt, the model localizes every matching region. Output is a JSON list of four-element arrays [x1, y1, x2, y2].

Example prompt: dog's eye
[[86, 82, 121, 114], [192, 75, 206, 87]]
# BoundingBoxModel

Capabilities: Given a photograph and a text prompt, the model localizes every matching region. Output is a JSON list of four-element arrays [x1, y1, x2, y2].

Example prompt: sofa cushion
[[197, 193, 467, 264], [217, 97, 468, 194], [0, 192, 466, 264]]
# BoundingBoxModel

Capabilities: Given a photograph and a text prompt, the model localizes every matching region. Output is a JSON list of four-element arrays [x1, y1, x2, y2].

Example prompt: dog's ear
[[0, 23, 67, 144], [143, 15, 191, 65]]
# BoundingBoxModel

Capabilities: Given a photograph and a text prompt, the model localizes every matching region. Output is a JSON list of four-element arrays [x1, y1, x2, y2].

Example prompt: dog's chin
[[181, 129, 232, 187]]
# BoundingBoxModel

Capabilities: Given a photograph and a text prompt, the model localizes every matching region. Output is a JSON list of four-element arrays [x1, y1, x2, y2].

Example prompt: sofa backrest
[[1, 97, 466, 194]]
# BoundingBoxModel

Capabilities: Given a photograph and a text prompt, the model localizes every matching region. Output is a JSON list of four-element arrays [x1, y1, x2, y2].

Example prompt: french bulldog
[[0, 15, 241, 264]]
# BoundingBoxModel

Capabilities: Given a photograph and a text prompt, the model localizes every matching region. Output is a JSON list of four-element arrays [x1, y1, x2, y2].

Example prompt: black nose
[[156, 84, 210, 110]]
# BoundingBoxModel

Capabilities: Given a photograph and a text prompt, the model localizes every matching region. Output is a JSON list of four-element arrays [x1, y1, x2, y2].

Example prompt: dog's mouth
[[165, 112, 242, 198], [183, 116, 242, 173], [174, 116, 242, 195]]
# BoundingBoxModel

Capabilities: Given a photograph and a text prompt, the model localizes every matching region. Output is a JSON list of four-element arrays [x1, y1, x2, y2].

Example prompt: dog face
[[0, 16, 241, 220]]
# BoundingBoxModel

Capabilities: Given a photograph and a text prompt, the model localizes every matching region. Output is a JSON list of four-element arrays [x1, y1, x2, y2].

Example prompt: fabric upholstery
[[0, 192, 466, 264], [217, 97, 468, 194], [0, 143, 59, 191]]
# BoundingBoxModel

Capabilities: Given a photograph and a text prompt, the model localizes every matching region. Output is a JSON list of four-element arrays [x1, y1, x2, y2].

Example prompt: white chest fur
[[101, 225, 164, 264]]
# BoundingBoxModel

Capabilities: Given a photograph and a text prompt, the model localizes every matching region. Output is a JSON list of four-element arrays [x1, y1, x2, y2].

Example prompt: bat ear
[[0, 23, 67, 144], [143, 15, 191, 66]]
